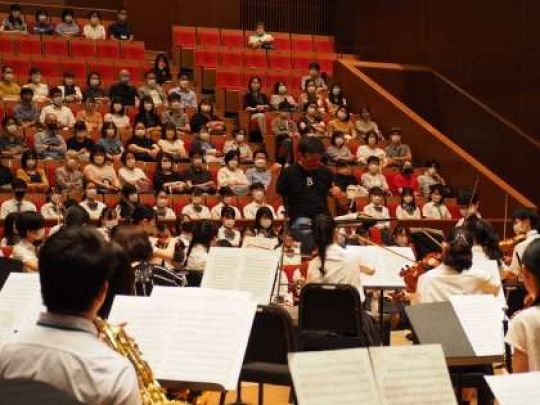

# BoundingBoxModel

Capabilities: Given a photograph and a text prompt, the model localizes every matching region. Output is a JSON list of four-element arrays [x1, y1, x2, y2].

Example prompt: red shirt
[[392, 174, 419, 194]]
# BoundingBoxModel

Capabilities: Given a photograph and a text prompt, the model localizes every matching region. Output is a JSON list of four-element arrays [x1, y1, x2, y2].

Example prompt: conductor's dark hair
[[312, 214, 335, 276], [298, 136, 324, 156], [443, 229, 473, 273]]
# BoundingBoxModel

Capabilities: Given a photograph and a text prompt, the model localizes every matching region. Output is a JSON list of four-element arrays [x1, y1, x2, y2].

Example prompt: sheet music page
[[449, 295, 504, 357], [242, 236, 278, 250], [288, 348, 381, 405], [485, 372, 540, 405], [370, 344, 457, 405], [201, 247, 243, 290], [0, 273, 43, 344], [472, 258, 507, 309], [109, 289, 256, 390]]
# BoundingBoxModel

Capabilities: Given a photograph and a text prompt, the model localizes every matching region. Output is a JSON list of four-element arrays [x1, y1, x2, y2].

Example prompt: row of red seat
[[215, 68, 314, 91], [0, 34, 145, 59]]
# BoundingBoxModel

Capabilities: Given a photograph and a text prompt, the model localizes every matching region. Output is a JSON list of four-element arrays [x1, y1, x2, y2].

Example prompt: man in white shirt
[[39, 88, 75, 128], [509, 208, 540, 277], [0, 179, 37, 219], [0, 227, 141, 405], [12, 211, 45, 272], [243, 182, 276, 219]]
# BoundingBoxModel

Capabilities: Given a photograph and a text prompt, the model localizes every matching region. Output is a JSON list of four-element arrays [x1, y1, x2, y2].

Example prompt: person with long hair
[[243, 76, 270, 141], [153, 53, 172, 84], [185, 220, 217, 271], [243, 206, 279, 249], [116, 183, 140, 221], [153, 152, 186, 193], [396, 188, 421, 219], [0, 212, 19, 247]]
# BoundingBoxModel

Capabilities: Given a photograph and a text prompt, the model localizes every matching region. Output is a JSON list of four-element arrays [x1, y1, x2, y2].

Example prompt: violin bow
[[355, 235, 416, 263], [418, 227, 444, 250], [503, 193, 509, 240]]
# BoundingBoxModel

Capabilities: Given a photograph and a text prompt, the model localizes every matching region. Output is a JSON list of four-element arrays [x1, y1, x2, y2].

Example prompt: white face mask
[[235, 135, 244, 143], [228, 160, 239, 169], [224, 219, 235, 228], [135, 129, 145, 137], [254, 159, 266, 169]]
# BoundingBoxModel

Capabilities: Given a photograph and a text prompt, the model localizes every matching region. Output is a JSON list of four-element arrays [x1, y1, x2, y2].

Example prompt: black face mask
[[14, 190, 25, 200], [402, 167, 413, 175], [47, 123, 58, 131]]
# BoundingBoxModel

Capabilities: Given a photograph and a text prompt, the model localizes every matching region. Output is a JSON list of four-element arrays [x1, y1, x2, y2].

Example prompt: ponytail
[[312, 214, 335, 276], [443, 229, 473, 273], [463, 216, 503, 262], [523, 239, 540, 306]]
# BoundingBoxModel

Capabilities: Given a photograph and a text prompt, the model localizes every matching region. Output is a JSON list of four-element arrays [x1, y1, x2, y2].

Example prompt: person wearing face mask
[[243, 76, 270, 142], [246, 150, 272, 189], [96, 208, 118, 241], [104, 98, 131, 130], [363, 187, 391, 233], [328, 106, 356, 140], [328, 84, 347, 111], [1, 4, 27, 33], [153, 53, 172, 85], [355, 106, 384, 141], [357, 130, 387, 166], [127, 122, 160, 162], [59, 72, 83, 103], [298, 102, 326, 137], [361, 156, 389, 193], [153, 189, 176, 220], [13, 88, 39, 127], [223, 128, 253, 163], [41, 187, 64, 221], [189, 128, 218, 161], [301, 62, 327, 91], [116, 183, 140, 220], [181, 188, 211, 220], [270, 81, 298, 111], [0, 179, 37, 219], [326, 131, 354, 163], [217, 206, 241, 247], [39, 88, 76, 129], [97, 121, 123, 162], [67, 120, 95, 161], [23, 67, 49, 102], [210, 186, 242, 219], [190, 99, 225, 134], [12, 211, 45, 272], [109, 70, 138, 107], [83, 72, 107, 101], [391, 160, 419, 195], [243, 182, 276, 219], [135, 96, 161, 130], [16, 150, 49, 193], [76, 97, 103, 132], [169, 73, 197, 109], [0, 65, 20, 100], [217, 150, 250, 196], [385, 127, 412, 169], [422, 185, 452, 220], [83, 11, 106, 40], [161, 93, 190, 132], [396, 188, 422, 220], [80, 182, 106, 221], [138, 72, 167, 107], [55, 9, 80, 37], [0, 116, 27, 158], [299, 79, 319, 111], [417, 159, 447, 199], [35, 114, 67, 161], [54, 156, 83, 192], [108, 8, 134, 41], [153, 152, 186, 193], [508, 208, 540, 279], [180, 151, 216, 194], [271, 106, 299, 165], [244, 206, 279, 248], [118, 151, 151, 191], [157, 123, 188, 162], [83, 146, 121, 192]]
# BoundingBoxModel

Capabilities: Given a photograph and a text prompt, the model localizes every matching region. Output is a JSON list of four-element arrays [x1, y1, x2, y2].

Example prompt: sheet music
[[449, 295, 504, 357], [485, 372, 540, 405], [0, 273, 43, 344], [201, 247, 280, 305], [109, 289, 256, 390], [472, 257, 507, 309], [370, 345, 457, 405], [242, 236, 278, 250], [289, 348, 381, 405], [345, 246, 415, 288]]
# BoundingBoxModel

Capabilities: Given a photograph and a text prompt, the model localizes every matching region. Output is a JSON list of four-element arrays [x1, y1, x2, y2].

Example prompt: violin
[[399, 252, 442, 293], [499, 234, 526, 256]]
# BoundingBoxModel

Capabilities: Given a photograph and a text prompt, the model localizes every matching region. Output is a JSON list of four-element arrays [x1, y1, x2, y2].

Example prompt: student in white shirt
[[181, 188, 211, 221], [243, 182, 276, 219], [306, 214, 374, 302], [39, 87, 76, 129], [360, 156, 389, 193], [23, 68, 49, 102], [210, 186, 242, 219], [363, 187, 391, 231], [154, 189, 176, 221], [83, 11, 106, 40], [0, 179, 37, 219], [396, 187, 422, 220], [243, 206, 280, 250], [40, 186, 64, 222], [217, 206, 242, 247], [58, 72, 83, 104], [422, 185, 452, 220], [118, 151, 151, 191], [416, 229, 501, 303], [185, 220, 217, 271], [12, 211, 45, 272], [356, 130, 387, 166], [80, 182, 106, 221], [506, 239, 540, 372], [0, 226, 141, 404], [218, 150, 250, 196], [509, 208, 540, 278]]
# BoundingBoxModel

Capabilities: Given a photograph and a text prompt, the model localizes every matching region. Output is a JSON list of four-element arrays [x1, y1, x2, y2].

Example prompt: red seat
[[17, 36, 42, 56], [220, 29, 244, 48], [116, 60, 148, 82], [292, 52, 315, 71], [243, 50, 267, 68], [173, 26, 196, 48], [172, 195, 191, 215], [0, 34, 15, 54], [216, 69, 243, 89], [267, 71, 292, 91], [2, 55, 31, 76], [219, 49, 243, 67], [60, 60, 87, 81], [96, 41, 120, 59], [268, 51, 291, 70], [272, 33, 291, 52], [30, 57, 60, 79], [317, 53, 337, 74], [88, 60, 116, 82], [313, 36, 335, 54], [291, 34, 313, 53], [194, 48, 218, 68], [121, 41, 145, 59], [42, 37, 69, 57], [197, 27, 220, 47], [69, 39, 96, 58], [291, 72, 304, 90]]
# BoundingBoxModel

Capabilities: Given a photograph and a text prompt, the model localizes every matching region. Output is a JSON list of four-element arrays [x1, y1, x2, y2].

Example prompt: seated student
[[327, 106, 356, 140], [23, 68, 49, 103], [333, 161, 361, 192], [244, 206, 280, 248], [456, 189, 481, 227], [35, 114, 68, 160], [138, 71, 167, 107], [67, 120, 95, 161], [0, 116, 27, 158], [185, 220, 217, 271], [422, 185, 452, 220], [0, 179, 37, 219], [306, 214, 374, 302], [1, 4, 27, 33], [508, 208, 540, 278], [189, 127, 218, 161], [135, 96, 161, 130], [180, 151, 216, 193], [328, 84, 347, 112], [40, 186, 64, 221], [157, 123, 188, 162], [243, 182, 276, 219], [48, 203, 90, 236], [1, 212, 19, 247], [55, 9, 80, 37], [153, 53, 172, 85], [12, 211, 45, 272], [154, 189, 176, 221], [0, 65, 21, 100], [217, 206, 242, 247], [14, 88, 39, 127], [223, 128, 253, 163], [182, 188, 211, 220], [116, 184, 140, 220], [248, 21, 274, 49], [54, 156, 83, 192], [270, 81, 298, 111], [391, 160, 419, 195], [299, 80, 319, 112], [416, 229, 501, 303], [83, 10, 106, 40], [392, 226, 412, 248], [153, 152, 186, 193], [396, 188, 422, 219], [327, 131, 354, 163], [243, 76, 270, 140], [83, 72, 107, 101], [39, 88, 76, 129], [97, 121, 124, 162], [385, 127, 412, 168], [298, 102, 326, 137], [355, 106, 383, 140], [210, 186, 241, 219], [118, 151, 151, 191], [363, 187, 391, 235], [33, 9, 54, 35], [84, 145, 121, 193], [169, 73, 198, 109], [127, 122, 160, 162], [190, 99, 225, 135], [0, 226, 140, 403], [417, 159, 447, 199], [357, 130, 387, 166], [301, 62, 327, 91], [245, 149, 272, 189], [104, 98, 131, 130], [361, 156, 389, 193], [96, 207, 118, 241], [271, 106, 299, 165], [161, 93, 190, 132], [218, 150, 250, 195], [109, 70, 138, 107], [80, 181, 106, 220], [76, 97, 103, 132], [59, 72, 83, 103], [108, 8, 133, 41], [17, 150, 49, 193]]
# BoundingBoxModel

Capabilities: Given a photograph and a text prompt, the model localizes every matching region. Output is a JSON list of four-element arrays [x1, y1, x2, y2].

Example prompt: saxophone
[[95, 317, 210, 405]]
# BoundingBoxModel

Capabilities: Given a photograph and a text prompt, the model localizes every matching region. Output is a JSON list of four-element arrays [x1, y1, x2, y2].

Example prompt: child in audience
[[361, 156, 389, 193], [0, 179, 37, 219], [154, 152, 186, 193], [127, 122, 160, 162], [223, 128, 253, 163], [0, 116, 27, 158], [357, 130, 387, 166], [328, 106, 356, 140], [118, 151, 151, 191], [301, 62, 327, 90], [185, 220, 217, 271], [23, 68, 48, 102], [13, 211, 45, 272], [104, 98, 131, 130], [355, 106, 383, 140], [59, 72, 83, 103], [33, 9, 54, 35], [189, 127, 218, 161], [79, 181, 106, 220], [328, 84, 347, 111], [83, 11, 106, 40], [83, 145, 121, 193], [422, 185, 452, 220], [83, 72, 107, 101], [298, 102, 326, 137], [97, 208, 118, 241], [243, 182, 276, 219], [326, 131, 354, 163], [16, 150, 49, 193], [210, 186, 241, 219], [392, 226, 412, 247], [217, 150, 250, 195], [180, 151, 216, 193], [182, 188, 211, 220], [97, 122, 123, 162], [396, 188, 422, 219], [2, 4, 27, 33], [13, 88, 39, 127], [245, 150, 272, 189], [135, 96, 161, 130], [55, 9, 80, 37], [391, 160, 419, 195], [189, 99, 225, 134], [116, 184, 140, 220], [40, 187, 63, 221], [66, 121, 95, 161], [270, 81, 298, 111], [157, 122, 188, 162], [76, 97, 103, 132], [363, 187, 391, 234], [417, 159, 447, 199], [169, 73, 197, 109], [244, 206, 280, 249], [385, 127, 412, 169], [217, 206, 241, 247], [154, 189, 176, 220], [161, 93, 190, 132]]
